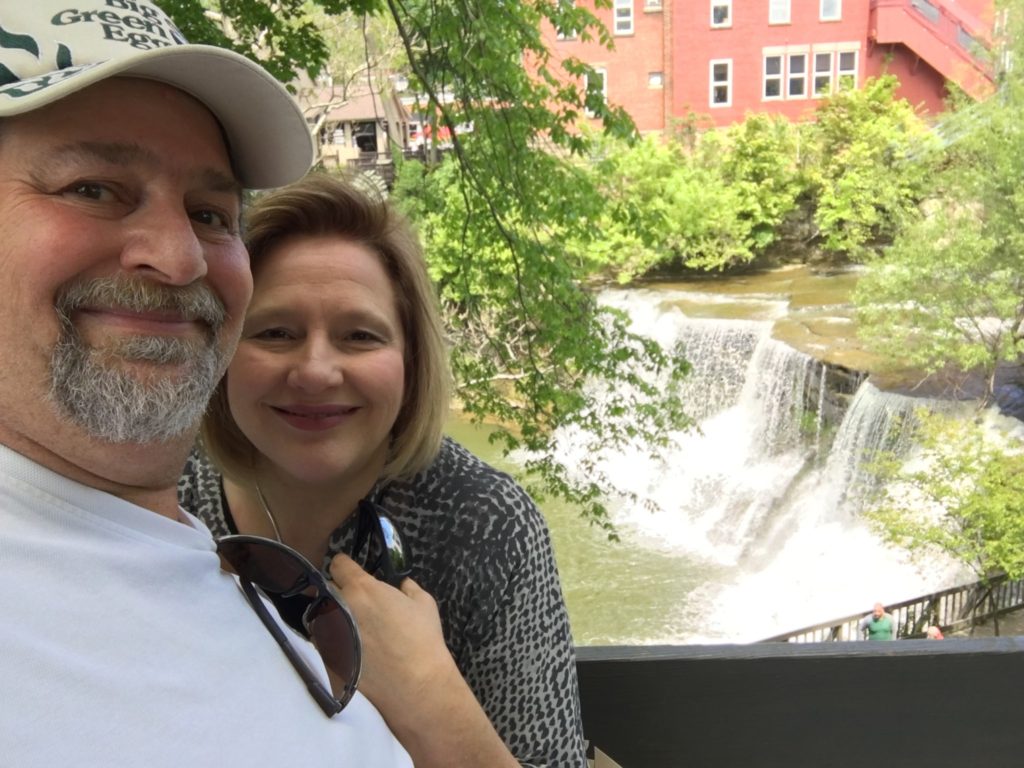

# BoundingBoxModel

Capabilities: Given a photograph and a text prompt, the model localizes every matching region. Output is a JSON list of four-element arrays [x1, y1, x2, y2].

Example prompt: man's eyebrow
[[48, 141, 159, 170], [40, 141, 243, 198]]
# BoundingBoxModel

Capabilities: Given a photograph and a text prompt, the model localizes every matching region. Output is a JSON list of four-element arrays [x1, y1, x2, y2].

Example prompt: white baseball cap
[[0, 1, 314, 189]]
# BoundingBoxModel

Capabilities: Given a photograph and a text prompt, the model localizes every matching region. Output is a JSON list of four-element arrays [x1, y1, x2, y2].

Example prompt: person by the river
[[858, 603, 898, 640]]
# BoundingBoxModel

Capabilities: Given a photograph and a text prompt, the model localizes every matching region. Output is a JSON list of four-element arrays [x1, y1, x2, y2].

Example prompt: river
[[446, 266, 994, 645]]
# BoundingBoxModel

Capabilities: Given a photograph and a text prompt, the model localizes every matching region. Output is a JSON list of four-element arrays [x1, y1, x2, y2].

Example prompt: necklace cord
[[254, 483, 284, 543]]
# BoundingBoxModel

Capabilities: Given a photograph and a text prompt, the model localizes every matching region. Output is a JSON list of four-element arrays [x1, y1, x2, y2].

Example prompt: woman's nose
[[286, 345, 344, 392]]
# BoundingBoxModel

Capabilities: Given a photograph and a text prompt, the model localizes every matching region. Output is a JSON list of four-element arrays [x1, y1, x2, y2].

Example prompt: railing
[[759, 574, 1024, 643], [876, 0, 991, 54], [577, 637, 1024, 768], [341, 147, 447, 189], [868, 0, 995, 95]]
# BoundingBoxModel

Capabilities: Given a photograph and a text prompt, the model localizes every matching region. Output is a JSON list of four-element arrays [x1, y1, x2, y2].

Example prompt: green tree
[[166, 0, 691, 529], [866, 411, 1024, 582], [854, 1, 1024, 404], [562, 116, 802, 282], [804, 75, 936, 260]]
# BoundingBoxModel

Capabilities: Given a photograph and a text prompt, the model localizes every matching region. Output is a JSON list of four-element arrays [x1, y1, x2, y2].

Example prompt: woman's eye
[[349, 330, 383, 344], [253, 328, 293, 341]]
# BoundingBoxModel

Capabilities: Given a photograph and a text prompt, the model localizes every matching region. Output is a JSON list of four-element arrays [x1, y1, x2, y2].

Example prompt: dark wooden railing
[[759, 574, 1024, 642], [577, 637, 1024, 768]]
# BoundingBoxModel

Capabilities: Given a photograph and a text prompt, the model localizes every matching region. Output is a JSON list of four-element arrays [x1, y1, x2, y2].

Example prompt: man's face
[[0, 77, 252, 456]]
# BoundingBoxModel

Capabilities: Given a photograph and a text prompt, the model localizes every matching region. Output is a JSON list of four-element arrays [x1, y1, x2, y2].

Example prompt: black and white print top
[[178, 437, 587, 768]]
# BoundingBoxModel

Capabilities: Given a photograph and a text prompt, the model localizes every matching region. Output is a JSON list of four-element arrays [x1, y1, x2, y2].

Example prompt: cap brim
[[0, 45, 314, 190]]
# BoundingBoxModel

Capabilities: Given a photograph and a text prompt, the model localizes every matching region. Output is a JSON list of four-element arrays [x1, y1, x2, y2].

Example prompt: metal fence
[[759, 574, 1024, 642]]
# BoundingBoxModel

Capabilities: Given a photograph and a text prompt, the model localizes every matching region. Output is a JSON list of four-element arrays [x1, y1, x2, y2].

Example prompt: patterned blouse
[[178, 436, 587, 768]]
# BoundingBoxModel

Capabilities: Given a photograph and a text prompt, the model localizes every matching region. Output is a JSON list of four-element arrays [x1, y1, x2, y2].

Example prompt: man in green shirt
[[859, 603, 897, 640]]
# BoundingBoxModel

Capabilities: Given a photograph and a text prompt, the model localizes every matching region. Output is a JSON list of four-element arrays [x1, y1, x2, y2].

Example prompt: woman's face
[[226, 234, 406, 489]]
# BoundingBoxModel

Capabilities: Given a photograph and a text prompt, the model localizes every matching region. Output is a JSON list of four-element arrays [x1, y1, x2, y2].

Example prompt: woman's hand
[[328, 554, 456, 712], [328, 554, 519, 768]]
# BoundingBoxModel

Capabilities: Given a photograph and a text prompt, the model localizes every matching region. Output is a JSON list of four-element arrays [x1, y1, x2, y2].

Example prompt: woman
[[179, 174, 586, 768]]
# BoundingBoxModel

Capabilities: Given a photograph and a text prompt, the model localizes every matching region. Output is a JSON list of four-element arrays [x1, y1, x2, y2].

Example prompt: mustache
[[54, 276, 227, 332]]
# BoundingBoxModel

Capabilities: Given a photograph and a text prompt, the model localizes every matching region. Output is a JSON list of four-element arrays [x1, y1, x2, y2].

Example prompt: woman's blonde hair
[[202, 173, 450, 484]]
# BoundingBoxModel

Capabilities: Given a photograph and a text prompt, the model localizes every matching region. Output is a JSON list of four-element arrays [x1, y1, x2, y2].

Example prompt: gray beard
[[49, 277, 229, 444]]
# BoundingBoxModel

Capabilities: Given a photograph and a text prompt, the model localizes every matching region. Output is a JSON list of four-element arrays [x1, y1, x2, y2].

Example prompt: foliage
[[804, 75, 937, 260], [855, 211, 1024, 401], [167, 0, 691, 529], [160, 0, 344, 84], [866, 411, 1024, 580], [297, 7, 407, 142], [391, 147, 692, 530], [854, 1, 1024, 403], [716, 113, 802, 254], [563, 115, 801, 281]]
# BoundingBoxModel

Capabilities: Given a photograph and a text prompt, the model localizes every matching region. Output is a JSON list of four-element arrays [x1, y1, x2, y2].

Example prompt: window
[[806, 45, 859, 96], [585, 67, 607, 116], [820, 0, 841, 21], [614, 0, 634, 34], [764, 55, 783, 99], [711, 0, 731, 28], [814, 51, 833, 95], [837, 50, 857, 90], [767, 43, 859, 101], [644, 0, 662, 10], [769, 0, 790, 24], [709, 59, 732, 107], [648, 71, 665, 88], [788, 53, 807, 98], [556, 0, 577, 40]]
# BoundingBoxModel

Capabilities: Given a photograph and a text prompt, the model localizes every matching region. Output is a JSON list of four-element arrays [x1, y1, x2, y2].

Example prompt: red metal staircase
[[870, 0, 996, 99]]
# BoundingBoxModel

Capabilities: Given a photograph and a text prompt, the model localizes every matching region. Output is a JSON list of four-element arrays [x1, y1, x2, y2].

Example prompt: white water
[[546, 289, 969, 643]]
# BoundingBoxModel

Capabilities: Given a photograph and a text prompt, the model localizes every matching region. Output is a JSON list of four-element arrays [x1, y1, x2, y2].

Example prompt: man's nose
[[119, 203, 208, 286]]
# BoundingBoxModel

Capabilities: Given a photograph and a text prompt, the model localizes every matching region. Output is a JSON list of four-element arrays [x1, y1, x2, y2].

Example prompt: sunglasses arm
[[238, 578, 344, 717]]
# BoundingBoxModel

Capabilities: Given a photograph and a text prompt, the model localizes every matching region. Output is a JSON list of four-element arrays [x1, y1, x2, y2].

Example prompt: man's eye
[[191, 208, 236, 232], [66, 182, 114, 201]]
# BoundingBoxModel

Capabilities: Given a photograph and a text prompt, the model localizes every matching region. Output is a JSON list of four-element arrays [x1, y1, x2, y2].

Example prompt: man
[[0, 2, 410, 765], [858, 602, 898, 640]]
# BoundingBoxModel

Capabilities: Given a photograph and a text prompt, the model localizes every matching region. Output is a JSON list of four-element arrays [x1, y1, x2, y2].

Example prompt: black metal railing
[[759, 574, 1024, 642]]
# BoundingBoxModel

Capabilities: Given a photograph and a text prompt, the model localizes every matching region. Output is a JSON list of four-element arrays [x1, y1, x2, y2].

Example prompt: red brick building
[[544, 0, 995, 133]]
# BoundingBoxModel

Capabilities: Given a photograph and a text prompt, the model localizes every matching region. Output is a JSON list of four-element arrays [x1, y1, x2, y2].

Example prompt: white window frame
[[788, 51, 808, 99], [769, 0, 791, 24], [709, 58, 732, 108], [837, 48, 858, 90], [820, 0, 841, 21], [644, 0, 662, 10], [648, 71, 665, 88], [763, 53, 784, 100], [614, 0, 634, 35], [813, 50, 834, 96], [765, 44, 865, 102], [585, 66, 608, 117], [711, 0, 732, 28]]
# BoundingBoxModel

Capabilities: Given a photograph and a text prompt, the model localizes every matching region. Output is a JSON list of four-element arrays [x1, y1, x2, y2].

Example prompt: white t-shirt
[[0, 445, 411, 768]]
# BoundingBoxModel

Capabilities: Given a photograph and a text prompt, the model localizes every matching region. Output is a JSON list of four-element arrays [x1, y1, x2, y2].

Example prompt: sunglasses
[[217, 535, 361, 717], [353, 499, 413, 588]]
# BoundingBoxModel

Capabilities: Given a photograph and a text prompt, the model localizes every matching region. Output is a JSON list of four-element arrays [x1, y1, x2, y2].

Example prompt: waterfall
[[548, 288, 967, 642]]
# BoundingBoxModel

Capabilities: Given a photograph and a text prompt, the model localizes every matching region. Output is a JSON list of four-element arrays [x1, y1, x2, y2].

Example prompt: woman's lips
[[271, 404, 357, 432]]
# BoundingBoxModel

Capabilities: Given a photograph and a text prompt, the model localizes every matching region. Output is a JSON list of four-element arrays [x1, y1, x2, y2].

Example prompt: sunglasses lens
[[218, 538, 306, 594], [307, 599, 360, 688], [377, 515, 410, 574]]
